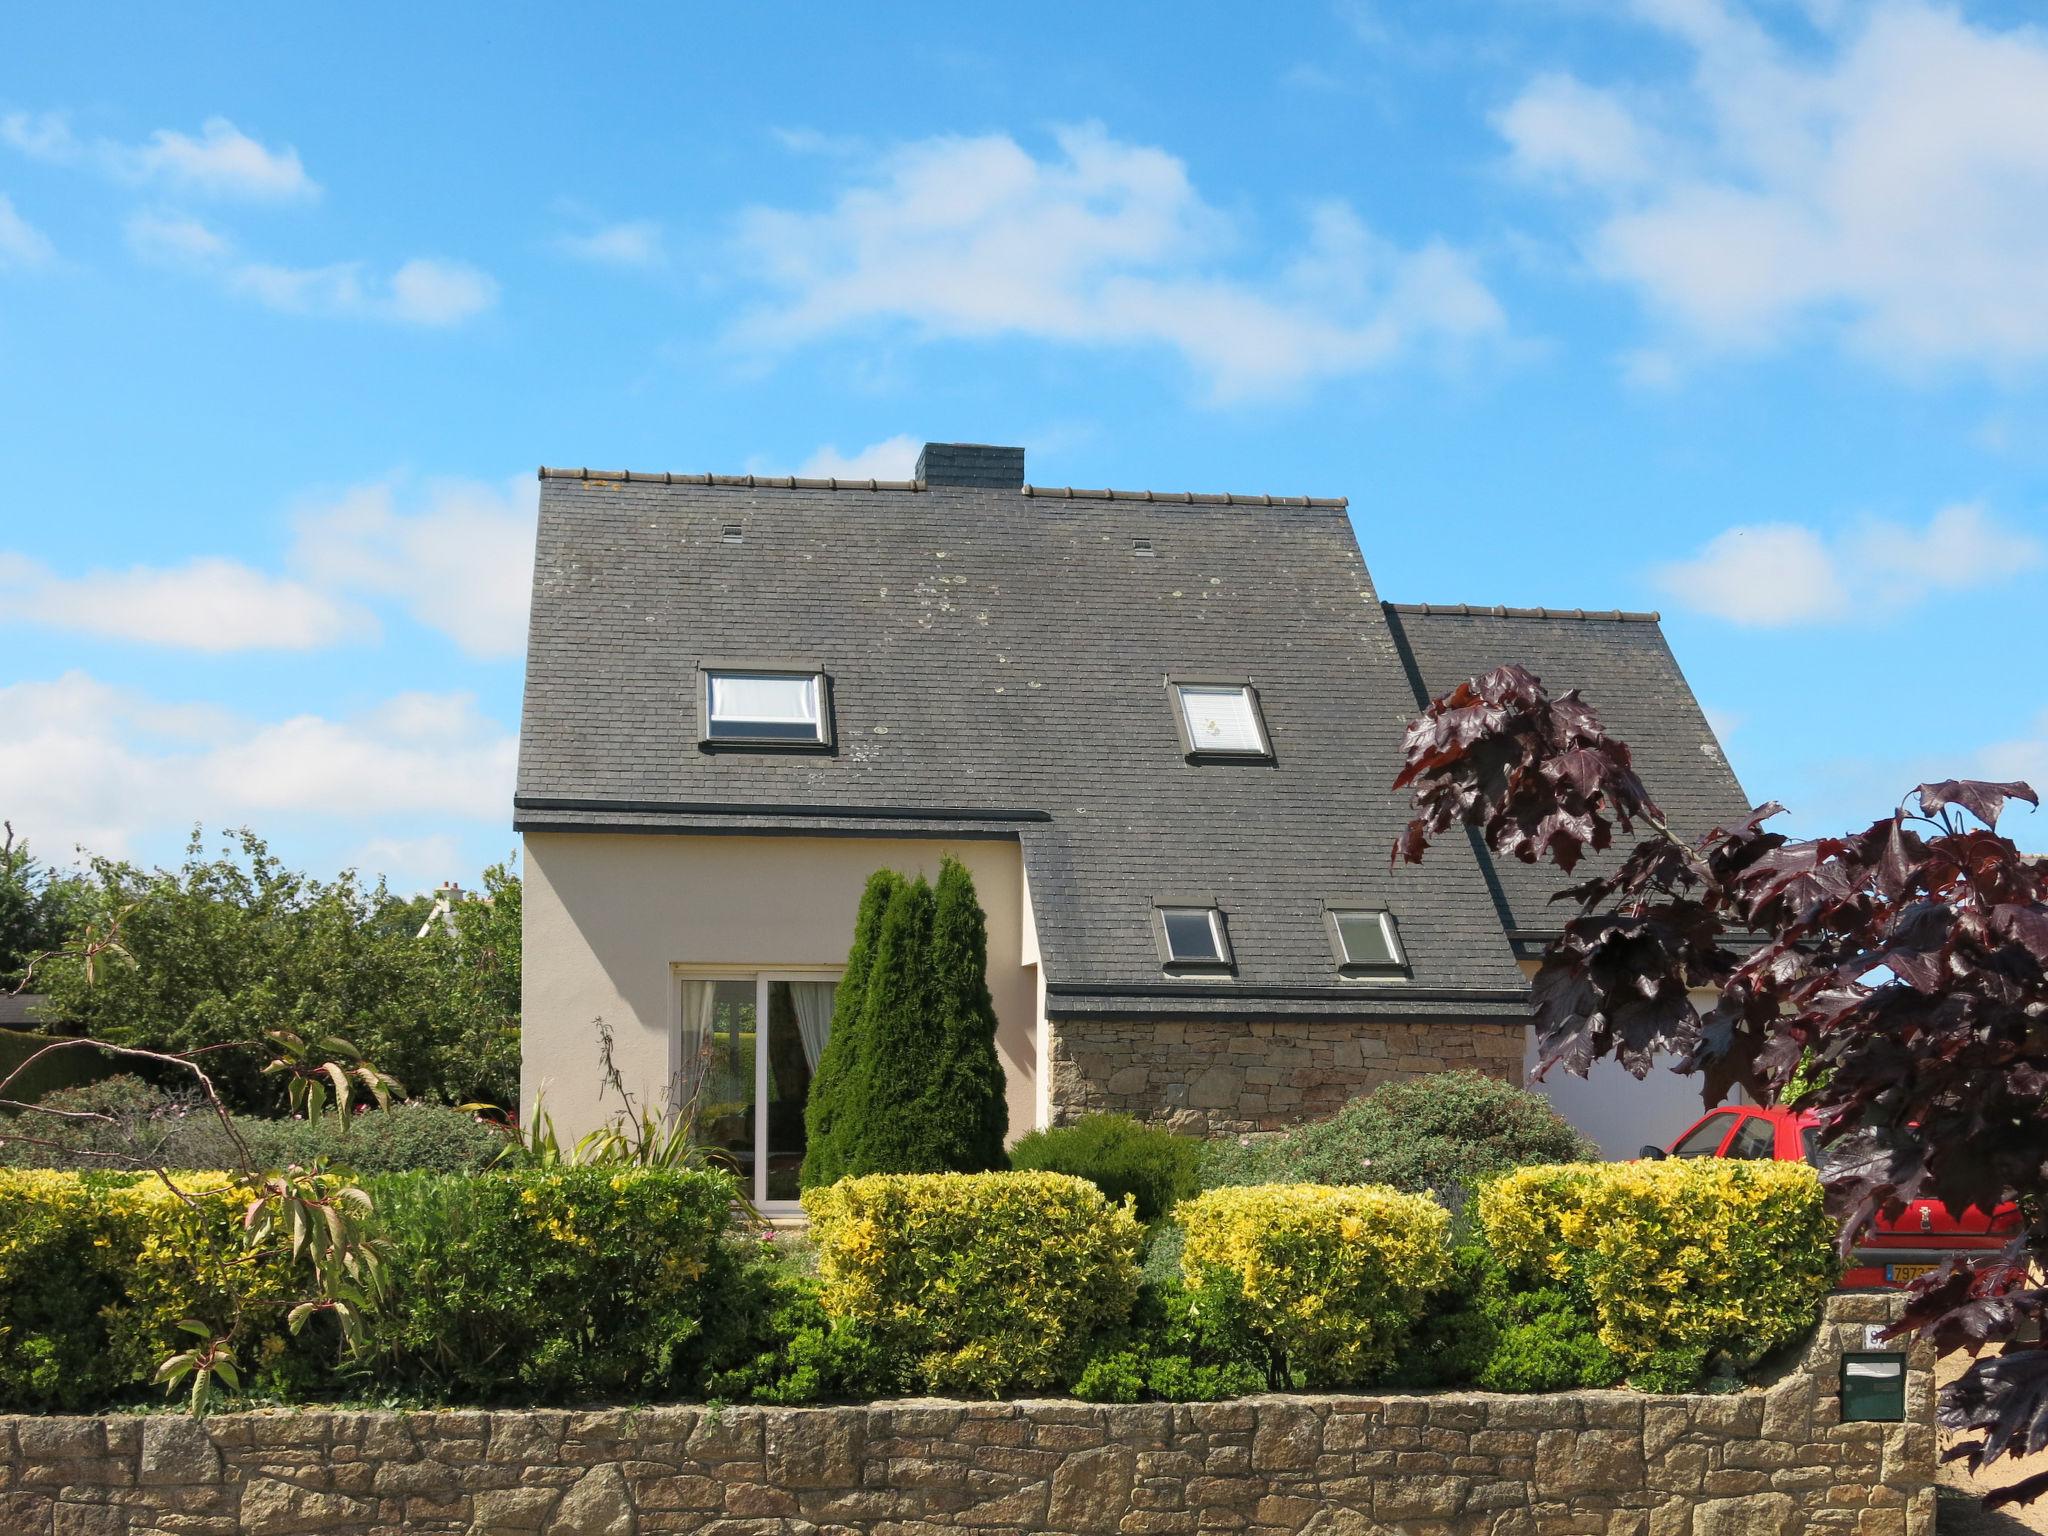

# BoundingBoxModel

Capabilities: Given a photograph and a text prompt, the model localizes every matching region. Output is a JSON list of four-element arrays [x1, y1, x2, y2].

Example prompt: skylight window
[[1327, 909, 1407, 973], [1170, 681, 1271, 760], [700, 666, 831, 747], [1156, 905, 1233, 970]]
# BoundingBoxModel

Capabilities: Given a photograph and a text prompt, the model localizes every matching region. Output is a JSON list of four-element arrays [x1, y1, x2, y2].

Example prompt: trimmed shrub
[[1011, 1113, 1202, 1222], [0, 1078, 503, 1175], [1177, 1183, 1453, 1388], [803, 1171, 1143, 1396], [364, 1166, 747, 1401], [1199, 1071, 1594, 1207], [1478, 1159, 1837, 1391], [1072, 1274, 1266, 1403], [0, 1168, 322, 1410], [801, 868, 903, 1189], [916, 857, 1007, 1172], [237, 1102, 504, 1174]]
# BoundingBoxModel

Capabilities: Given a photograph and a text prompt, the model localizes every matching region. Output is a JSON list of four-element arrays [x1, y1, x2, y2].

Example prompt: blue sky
[[3, 0, 2045, 890]]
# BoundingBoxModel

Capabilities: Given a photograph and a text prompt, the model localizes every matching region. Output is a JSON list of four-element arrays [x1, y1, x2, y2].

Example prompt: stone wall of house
[[0, 1295, 1933, 1536], [1048, 1017, 1526, 1135]]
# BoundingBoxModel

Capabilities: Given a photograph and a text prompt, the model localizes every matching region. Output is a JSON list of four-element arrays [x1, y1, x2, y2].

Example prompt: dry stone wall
[[0, 1296, 1933, 1536], [1048, 1018, 1525, 1135]]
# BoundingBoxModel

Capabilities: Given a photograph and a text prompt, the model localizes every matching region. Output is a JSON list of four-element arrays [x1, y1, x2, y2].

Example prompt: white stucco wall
[[521, 832, 1037, 1145], [1517, 959, 1736, 1158]]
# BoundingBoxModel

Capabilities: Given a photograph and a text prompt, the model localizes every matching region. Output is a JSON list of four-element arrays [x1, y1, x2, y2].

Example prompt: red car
[[1649, 1104, 2021, 1290]]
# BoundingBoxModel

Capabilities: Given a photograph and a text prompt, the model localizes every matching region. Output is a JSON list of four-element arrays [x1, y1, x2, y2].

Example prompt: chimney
[[915, 442, 1025, 490]]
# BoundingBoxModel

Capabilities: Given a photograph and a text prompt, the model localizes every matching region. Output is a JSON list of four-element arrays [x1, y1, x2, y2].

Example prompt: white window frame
[[1326, 908, 1408, 975], [1154, 904, 1234, 971], [1166, 677, 1272, 762], [697, 660, 833, 749], [671, 964, 841, 1215]]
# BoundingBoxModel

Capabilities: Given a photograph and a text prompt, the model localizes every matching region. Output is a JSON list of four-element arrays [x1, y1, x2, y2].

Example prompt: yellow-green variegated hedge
[[1177, 1182, 1453, 1387], [1477, 1159, 1838, 1390], [803, 1171, 1144, 1396]]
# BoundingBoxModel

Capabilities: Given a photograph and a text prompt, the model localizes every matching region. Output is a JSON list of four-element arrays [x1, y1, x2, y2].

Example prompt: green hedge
[[1009, 1113, 1201, 1222], [0, 1165, 751, 1410], [1177, 1182, 1454, 1388], [1478, 1159, 1838, 1391], [803, 1171, 1143, 1396], [1199, 1071, 1593, 1206], [0, 1077, 503, 1174]]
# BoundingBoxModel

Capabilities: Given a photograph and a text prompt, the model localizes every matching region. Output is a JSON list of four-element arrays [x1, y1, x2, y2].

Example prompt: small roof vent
[[916, 442, 1025, 489], [1132, 537, 1155, 557], [722, 523, 744, 543]]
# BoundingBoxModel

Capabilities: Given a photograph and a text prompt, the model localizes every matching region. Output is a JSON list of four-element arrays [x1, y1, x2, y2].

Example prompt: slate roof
[[516, 463, 1535, 1020], [1381, 604, 1755, 952]]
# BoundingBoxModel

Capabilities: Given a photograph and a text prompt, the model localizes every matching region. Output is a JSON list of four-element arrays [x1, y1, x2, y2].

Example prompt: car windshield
[[1672, 1112, 1736, 1157], [1726, 1116, 1776, 1159], [1801, 1127, 1822, 1165]]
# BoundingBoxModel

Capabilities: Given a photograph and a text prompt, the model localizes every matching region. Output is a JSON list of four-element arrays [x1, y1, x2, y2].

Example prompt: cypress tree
[[799, 867, 904, 1190], [835, 874, 945, 1175], [921, 855, 1009, 1171]]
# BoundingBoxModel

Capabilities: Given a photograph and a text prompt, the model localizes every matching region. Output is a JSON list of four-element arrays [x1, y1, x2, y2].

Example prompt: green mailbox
[[1841, 1352, 1908, 1422]]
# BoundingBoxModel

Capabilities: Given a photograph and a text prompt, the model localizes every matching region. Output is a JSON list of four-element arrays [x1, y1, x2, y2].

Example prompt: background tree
[[919, 855, 1007, 1172], [800, 867, 903, 1189], [34, 828, 519, 1113], [0, 822, 90, 990], [1392, 662, 2048, 1510]]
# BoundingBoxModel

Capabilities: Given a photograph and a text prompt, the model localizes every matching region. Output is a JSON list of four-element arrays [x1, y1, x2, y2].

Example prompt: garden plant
[[1392, 661, 2048, 1509]]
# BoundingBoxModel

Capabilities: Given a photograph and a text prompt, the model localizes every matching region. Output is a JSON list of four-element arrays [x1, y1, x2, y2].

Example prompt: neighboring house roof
[[1381, 603, 1754, 952], [0, 993, 51, 1029], [517, 447, 1536, 1021]]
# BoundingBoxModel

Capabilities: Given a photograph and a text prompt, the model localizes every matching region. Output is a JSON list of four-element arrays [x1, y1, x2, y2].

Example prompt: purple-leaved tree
[[1394, 663, 2048, 1508]]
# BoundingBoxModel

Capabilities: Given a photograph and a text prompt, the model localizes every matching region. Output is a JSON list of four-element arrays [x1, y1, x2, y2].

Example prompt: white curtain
[[789, 980, 835, 1072], [677, 979, 719, 1105], [709, 673, 816, 724]]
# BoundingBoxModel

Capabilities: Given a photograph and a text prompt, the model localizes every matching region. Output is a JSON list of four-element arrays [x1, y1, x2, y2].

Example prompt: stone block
[[1250, 1409, 1321, 1473], [548, 1464, 635, 1536], [1049, 1444, 1136, 1533], [1691, 1493, 1794, 1536], [766, 1409, 863, 1489], [138, 1420, 218, 1489]]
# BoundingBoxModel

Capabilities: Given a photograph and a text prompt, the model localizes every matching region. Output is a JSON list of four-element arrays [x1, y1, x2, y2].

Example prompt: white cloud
[[2, 110, 315, 200], [1496, 2, 2048, 369], [0, 672, 515, 862], [124, 208, 231, 263], [729, 124, 1503, 400], [290, 475, 539, 659], [232, 255, 498, 326], [0, 553, 368, 651], [797, 435, 921, 480], [1978, 711, 2048, 847], [553, 219, 664, 268], [0, 474, 535, 657], [0, 193, 53, 267], [1655, 502, 2044, 626], [1655, 524, 1847, 626], [348, 833, 468, 895], [1495, 74, 1656, 189]]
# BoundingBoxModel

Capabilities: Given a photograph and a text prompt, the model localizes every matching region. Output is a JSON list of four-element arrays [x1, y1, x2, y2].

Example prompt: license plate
[[1888, 1264, 1935, 1285]]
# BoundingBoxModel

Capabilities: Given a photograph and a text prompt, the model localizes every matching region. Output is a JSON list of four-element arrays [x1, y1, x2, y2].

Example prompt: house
[[516, 442, 1750, 1209]]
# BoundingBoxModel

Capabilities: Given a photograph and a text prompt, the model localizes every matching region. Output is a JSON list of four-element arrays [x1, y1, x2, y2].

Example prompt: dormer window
[[1327, 908, 1406, 974], [1155, 904, 1234, 971], [1168, 679, 1272, 761], [699, 662, 832, 748]]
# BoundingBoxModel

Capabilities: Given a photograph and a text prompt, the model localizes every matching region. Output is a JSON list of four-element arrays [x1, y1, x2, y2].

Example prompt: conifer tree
[[799, 867, 904, 1190], [833, 874, 943, 1176], [920, 855, 1008, 1170]]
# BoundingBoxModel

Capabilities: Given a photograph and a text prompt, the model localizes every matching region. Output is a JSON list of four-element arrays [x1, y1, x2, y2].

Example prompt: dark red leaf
[[1916, 779, 2040, 829]]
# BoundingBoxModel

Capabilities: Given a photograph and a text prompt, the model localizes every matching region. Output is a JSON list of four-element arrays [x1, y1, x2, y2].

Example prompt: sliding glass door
[[677, 972, 837, 1212]]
